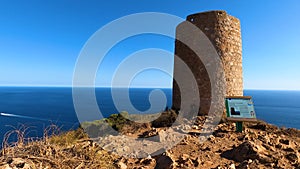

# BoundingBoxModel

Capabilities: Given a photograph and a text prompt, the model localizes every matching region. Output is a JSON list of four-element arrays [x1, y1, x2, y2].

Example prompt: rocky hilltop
[[0, 110, 299, 169]]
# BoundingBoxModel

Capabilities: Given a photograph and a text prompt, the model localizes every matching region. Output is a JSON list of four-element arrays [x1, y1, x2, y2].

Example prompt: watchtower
[[172, 11, 243, 115]]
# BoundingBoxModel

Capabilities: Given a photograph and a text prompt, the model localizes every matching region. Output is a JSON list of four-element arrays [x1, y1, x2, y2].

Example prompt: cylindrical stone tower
[[172, 10, 243, 115]]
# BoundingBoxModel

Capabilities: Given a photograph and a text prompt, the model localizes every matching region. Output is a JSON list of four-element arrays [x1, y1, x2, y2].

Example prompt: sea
[[0, 87, 299, 146]]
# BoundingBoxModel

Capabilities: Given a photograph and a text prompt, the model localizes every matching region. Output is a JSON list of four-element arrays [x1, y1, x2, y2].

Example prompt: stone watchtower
[[172, 11, 243, 115]]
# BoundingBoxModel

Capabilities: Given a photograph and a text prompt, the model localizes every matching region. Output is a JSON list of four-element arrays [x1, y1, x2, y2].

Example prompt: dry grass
[[0, 125, 118, 169], [0, 111, 181, 168]]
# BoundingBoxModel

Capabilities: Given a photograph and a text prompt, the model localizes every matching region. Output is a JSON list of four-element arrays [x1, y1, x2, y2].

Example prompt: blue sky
[[0, 0, 299, 90]]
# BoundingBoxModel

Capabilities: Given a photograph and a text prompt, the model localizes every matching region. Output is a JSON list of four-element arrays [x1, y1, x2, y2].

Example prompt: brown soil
[[0, 111, 299, 169]]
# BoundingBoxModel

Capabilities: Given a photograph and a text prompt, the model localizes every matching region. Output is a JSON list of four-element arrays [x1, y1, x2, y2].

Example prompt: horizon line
[[0, 85, 299, 91], [0, 85, 172, 89]]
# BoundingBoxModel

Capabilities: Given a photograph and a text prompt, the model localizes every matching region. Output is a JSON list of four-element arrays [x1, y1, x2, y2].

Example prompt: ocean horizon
[[0, 86, 299, 146]]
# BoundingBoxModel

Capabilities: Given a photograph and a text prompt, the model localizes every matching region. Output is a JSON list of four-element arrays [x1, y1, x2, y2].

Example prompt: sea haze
[[0, 87, 299, 146]]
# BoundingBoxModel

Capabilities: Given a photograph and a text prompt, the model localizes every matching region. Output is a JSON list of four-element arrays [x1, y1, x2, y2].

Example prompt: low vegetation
[[0, 125, 117, 168], [1, 110, 299, 168]]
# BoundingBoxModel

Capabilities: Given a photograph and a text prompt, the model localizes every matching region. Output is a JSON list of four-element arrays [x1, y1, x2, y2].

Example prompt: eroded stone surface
[[172, 11, 243, 115]]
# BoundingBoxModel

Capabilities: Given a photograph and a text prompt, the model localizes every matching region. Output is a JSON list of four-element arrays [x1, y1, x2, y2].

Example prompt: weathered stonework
[[172, 10, 243, 115]]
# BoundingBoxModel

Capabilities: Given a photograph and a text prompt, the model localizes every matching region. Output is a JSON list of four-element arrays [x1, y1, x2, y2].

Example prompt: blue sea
[[244, 90, 300, 129], [0, 87, 172, 146], [0, 87, 299, 146]]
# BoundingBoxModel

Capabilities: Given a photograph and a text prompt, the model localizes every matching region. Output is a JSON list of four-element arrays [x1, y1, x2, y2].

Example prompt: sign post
[[225, 96, 257, 132]]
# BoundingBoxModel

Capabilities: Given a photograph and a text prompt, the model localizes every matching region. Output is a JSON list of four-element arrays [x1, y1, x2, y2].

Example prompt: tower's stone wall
[[172, 10, 243, 115]]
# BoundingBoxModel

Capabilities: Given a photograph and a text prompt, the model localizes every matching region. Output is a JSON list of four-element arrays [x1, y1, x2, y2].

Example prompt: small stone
[[202, 146, 211, 151], [180, 154, 189, 161], [275, 144, 282, 149], [192, 157, 201, 167], [199, 136, 206, 142], [180, 140, 188, 145], [229, 163, 236, 169], [123, 146, 130, 152], [284, 147, 295, 152], [237, 135, 245, 141], [279, 139, 289, 145], [203, 160, 214, 166], [15, 162, 25, 168], [208, 135, 215, 142], [215, 132, 225, 138], [285, 153, 298, 163], [140, 158, 155, 165], [117, 161, 127, 169], [6, 157, 13, 164], [11, 158, 26, 168], [155, 155, 174, 169]]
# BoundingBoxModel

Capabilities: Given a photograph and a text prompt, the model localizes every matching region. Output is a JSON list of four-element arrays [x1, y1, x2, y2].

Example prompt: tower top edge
[[186, 10, 239, 23]]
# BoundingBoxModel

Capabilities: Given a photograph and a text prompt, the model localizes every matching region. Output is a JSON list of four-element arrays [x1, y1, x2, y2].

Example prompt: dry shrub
[[0, 124, 118, 169]]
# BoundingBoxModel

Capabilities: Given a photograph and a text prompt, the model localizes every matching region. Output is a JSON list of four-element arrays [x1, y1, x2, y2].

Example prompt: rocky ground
[[0, 110, 299, 169]]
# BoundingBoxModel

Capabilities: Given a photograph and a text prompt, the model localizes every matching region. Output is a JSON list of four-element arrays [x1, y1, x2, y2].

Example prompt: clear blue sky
[[0, 0, 299, 90]]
